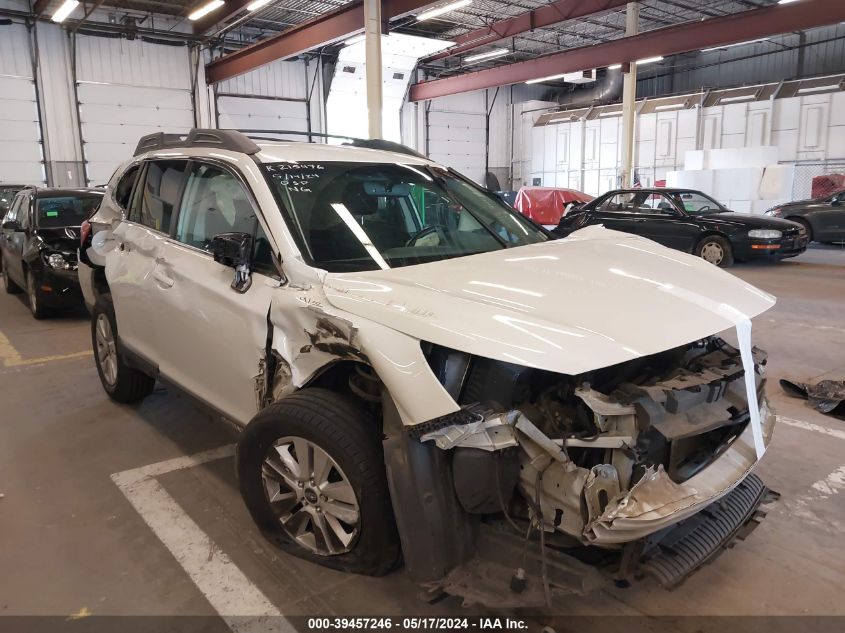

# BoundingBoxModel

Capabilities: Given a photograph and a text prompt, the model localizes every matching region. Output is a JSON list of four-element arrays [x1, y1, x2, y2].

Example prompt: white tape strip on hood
[[736, 318, 766, 459]]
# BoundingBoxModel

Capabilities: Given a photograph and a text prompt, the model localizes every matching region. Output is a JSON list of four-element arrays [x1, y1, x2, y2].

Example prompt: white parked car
[[80, 129, 778, 604]]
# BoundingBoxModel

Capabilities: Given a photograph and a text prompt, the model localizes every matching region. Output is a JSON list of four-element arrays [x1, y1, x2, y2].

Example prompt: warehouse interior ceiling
[[22, 1, 844, 90], [193, 0, 786, 76]]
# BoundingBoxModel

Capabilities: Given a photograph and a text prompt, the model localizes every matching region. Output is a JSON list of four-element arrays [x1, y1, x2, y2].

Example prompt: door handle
[[153, 258, 174, 288], [153, 269, 174, 288]]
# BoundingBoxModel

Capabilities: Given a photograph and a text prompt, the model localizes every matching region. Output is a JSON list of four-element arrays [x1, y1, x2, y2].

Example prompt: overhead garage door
[[75, 35, 194, 185], [0, 23, 45, 185], [216, 94, 309, 141], [427, 110, 487, 184]]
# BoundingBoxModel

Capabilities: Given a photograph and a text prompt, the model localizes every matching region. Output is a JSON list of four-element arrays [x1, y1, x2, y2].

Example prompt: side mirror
[[211, 232, 253, 293], [2, 220, 22, 231]]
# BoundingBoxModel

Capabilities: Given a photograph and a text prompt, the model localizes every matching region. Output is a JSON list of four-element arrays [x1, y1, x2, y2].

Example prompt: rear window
[[0, 187, 21, 214], [36, 195, 103, 228]]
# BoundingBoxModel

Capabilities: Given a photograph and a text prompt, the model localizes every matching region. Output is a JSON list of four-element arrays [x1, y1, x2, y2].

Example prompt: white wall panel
[[75, 36, 191, 89], [74, 35, 194, 185], [216, 58, 307, 100], [216, 95, 308, 138], [0, 22, 44, 184]]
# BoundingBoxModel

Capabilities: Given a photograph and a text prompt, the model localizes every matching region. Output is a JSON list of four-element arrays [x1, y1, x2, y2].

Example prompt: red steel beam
[[192, 0, 254, 35], [409, 0, 845, 101], [33, 0, 51, 16], [206, 0, 436, 84], [425, 0, 630, 62]]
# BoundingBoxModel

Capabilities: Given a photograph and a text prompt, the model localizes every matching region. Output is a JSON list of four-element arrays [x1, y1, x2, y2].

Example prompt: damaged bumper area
[[404, 336, 777, 597]]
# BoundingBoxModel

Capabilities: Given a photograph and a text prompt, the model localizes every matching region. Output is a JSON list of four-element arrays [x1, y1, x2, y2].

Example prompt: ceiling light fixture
[[189, 0, 225, 21], [525, 72, 568, 85], [654, 103, 685, 111], [247, 0, 274, 10], [797, 84, 842, 94], [51, 0, 80, 23], [608, 63, 622, 70], [636, 56, 664, 65], [417, 0, 472, 22], [778, 0, 801, 4], [702, 39, 766, 52], [719, 94, 756, 103], [464, 48, 509, 63]]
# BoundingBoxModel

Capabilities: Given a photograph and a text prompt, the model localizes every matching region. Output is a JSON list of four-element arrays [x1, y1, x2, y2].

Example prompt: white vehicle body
[[81, 131, 778, 601]]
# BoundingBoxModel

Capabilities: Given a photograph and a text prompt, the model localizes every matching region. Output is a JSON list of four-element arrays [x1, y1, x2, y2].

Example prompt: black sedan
[[1, 187, 103, 318], [765, 189, 845, 244], [554, 188, 808, 267]]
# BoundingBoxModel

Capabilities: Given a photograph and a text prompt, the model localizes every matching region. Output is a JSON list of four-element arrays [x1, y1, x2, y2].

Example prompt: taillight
[[80, 220, 92, 248]]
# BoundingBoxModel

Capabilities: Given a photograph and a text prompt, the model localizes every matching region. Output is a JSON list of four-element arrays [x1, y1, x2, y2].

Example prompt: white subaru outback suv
[[80, 129, 778, 603]]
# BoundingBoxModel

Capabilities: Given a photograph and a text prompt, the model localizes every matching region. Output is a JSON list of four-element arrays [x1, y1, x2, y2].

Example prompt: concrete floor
[[1, 245, 844, 628]]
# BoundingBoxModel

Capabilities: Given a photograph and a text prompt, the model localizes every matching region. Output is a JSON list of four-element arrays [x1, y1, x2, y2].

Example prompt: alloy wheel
[[700, 242, 724, 266], [261, 436, 360, 556], [95, 313, 118, 387]]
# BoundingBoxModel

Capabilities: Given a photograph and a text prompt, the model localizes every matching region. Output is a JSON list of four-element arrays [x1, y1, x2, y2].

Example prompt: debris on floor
[[780, 378, 845, 416]]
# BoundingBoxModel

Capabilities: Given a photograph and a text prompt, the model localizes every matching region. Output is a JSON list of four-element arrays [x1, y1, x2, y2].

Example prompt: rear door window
[[130, 160, 189, 234], [114, 164, 141, 211]]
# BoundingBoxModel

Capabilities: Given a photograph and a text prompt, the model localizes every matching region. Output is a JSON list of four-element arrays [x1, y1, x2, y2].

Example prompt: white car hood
[[323, 226, 775, 375]]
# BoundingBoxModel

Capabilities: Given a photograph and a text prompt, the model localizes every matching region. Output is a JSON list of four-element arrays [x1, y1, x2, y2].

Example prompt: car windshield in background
[[0, 187, 20, 214], [262, 162, 548, 272], [36, 195, 102, 228], [670, 191, 725, 215]]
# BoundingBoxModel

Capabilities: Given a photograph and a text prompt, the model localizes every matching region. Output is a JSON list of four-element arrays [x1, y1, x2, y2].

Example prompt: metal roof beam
[[409, 0, 845, 101], [205, 0, 436, 84], [424, 0, 631, 62]]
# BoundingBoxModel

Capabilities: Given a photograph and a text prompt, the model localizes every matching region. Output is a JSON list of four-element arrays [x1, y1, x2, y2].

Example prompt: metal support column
[[620, 2, 639, 188], [363, 0, 383, 139]]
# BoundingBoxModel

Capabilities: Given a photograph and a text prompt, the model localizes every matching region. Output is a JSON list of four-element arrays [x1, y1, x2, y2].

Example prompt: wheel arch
[[785, 215, 813, 240]]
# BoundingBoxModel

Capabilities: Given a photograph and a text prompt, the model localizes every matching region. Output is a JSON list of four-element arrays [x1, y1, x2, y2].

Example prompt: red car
[[514, 186, 593, 228]]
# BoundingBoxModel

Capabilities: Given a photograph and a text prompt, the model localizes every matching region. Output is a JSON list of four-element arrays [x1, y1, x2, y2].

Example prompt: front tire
[[696, 235, 734, 267], [26, 271, 50, 319], [237, 389, 399, 576], [91, 298, 155, 403]]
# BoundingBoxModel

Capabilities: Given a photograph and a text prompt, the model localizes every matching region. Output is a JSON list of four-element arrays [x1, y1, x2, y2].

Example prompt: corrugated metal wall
[[216, 58, 308, 100], [0, 19, 45, 184], [75, 35, 192, 88], [638, 24, 845, 98]]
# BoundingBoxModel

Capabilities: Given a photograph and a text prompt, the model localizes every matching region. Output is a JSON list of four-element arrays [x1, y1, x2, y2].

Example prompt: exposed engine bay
[[404, 336, 777, 600]]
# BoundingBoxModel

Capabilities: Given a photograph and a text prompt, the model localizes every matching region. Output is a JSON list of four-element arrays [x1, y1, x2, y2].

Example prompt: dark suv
[[1, 186, 103, 318]]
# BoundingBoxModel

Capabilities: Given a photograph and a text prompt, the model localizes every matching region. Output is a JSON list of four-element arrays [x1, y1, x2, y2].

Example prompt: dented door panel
[[105, 222, 167, 361], [152, 239, 279, 424]]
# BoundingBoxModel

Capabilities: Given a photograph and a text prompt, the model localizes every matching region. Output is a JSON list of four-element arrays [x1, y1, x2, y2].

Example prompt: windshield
[[0, 187, 21, 214], [36, 194, 102, 228], [668, 191, 725, 215], [261, 162, 548, 272]]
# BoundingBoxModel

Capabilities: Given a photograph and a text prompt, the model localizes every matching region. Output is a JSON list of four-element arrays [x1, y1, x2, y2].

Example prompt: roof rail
[[133, 129, 261, 157], [233, 129, 428, 160]]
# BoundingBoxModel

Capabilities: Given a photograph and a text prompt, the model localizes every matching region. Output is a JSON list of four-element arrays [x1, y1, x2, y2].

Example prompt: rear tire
[[2, 256, 22, 294], [91, 298, 155, 404], [695, 235, 734, 267], [237, 388, 399, 576]]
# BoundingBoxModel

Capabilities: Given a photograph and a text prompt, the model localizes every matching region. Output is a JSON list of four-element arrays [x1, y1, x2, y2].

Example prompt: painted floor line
[[111, 445, 296, 633], [777, 415, 845, 442], [0, 328, 93, 368]]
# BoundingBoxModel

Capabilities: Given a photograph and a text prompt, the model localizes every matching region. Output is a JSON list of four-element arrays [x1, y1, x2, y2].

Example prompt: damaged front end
[[387, 336, 778, 604]]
